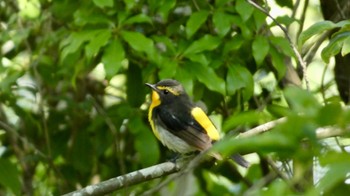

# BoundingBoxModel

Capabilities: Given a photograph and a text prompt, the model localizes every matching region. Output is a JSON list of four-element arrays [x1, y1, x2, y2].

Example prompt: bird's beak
[[145, 83, 159, 92]]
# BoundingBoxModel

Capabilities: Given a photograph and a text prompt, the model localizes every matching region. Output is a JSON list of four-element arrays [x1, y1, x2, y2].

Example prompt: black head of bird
[[145, 79, 189, 105]]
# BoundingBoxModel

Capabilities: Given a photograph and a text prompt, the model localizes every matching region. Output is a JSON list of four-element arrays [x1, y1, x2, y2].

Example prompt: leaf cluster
[[0, 0, 350, 195]]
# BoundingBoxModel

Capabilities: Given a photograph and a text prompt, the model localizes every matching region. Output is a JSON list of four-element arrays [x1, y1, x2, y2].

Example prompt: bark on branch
[[63, 117, 348, 196]]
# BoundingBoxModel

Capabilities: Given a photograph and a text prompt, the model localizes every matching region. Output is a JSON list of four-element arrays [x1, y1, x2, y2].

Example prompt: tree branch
[[62, 117, 349, 195], [62, 162, 182, 196]]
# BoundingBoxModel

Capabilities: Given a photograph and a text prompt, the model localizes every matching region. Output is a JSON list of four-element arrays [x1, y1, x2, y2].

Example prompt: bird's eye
[[163, 90, 169, 94]]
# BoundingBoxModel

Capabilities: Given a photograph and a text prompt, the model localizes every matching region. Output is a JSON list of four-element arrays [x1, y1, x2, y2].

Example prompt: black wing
[[154, 105, 212, 151]]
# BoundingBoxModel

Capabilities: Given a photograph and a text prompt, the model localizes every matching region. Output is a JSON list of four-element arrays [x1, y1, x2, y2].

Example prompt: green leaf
[[85, 29, 111, 59], [252, 35, 269, 65], [317, 103, 342, 126], [236, 0, 254, 21], [60, 30, 102, 61], [185, 62, 226, 95], [102, 39, 125, 79], [152, 35, 176, 54], [276, 15, 297, 26], [74, 9, 112, 26], [321, 31, 350, 63], [226, 64, 254, 100], [121, 31, 155, 57], [123, 14, 153, 25], [223, 34, 244, 55], [317, 162, 350, 193], [263, 180, 292, 195], [156, 0, 176, 23], [214, 131, 295, 157], [93, 0, 113, 8], [275, 0, 293, 8], [253, 8, 267, 30], [298, 21, 336, 47], [159, 60, 177, 79], [269, 36, 294, 57], [123, 0, 136, 10], [18, 0, 40, 19], [127, 63, 145, 107], [0, 70, 24, 92], [175, 67, 194, 96], [213, 11, 233, 37], [341, 35, 350, 56], [186, 10, 209, 39], [223, 111, 263, 132], [183, 35, 221, 56], [70, 130, 93, 173], [186, 53, 209, 66], [270, 46, 287, 80], [215, 0, 231, 7], [0, 159, 21, 196], [284, 86, 321, 116]]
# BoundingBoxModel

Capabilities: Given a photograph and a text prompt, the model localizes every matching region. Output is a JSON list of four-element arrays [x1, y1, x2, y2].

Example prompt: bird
[[145, 79, 249, 168]]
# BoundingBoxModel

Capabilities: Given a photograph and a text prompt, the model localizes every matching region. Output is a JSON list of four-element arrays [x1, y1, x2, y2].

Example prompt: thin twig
[[238, 117, 287, 138], [246, 0, 309, 91]]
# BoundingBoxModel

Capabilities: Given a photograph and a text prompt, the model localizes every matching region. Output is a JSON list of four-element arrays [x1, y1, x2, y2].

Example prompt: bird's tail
[[231, 154, 250, 168]]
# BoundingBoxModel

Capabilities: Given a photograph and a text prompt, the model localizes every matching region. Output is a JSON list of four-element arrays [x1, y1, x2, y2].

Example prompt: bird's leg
[[168, 153, 181, 163]]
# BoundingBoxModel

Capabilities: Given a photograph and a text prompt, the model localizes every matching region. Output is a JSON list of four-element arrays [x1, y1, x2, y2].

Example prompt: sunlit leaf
[[215, 0, 231, 7], [123, 14, 153, 25], [252, 35, 269, 65], [317, 103, 342, 126], [158, 59, 178, 79], [123, 0, 136, 10], [226, 64, 254, 100], [60, 30, 102, 61], [186, 10, 209, 39], [298, 21, 336, 47], [102, 39, 125, 79], [276, 15, 297, 26], [223, 111, 263, 132], [269, 36, 294, 57], [214, 131, 295, 157], [93, 0, 113, 8], [74, 9, 112, 26], [85, 29, 111, 58], [213, 11, 233, 37], [175, 67, 194, 96], [253, 9, 267, 29], [321, 31, 350, 63], [275, 0, 293, 8], [121, 31, 155, 57], [284, 86, 321, 116], [183, 35, 221, 56], [185, 62, 226, 95], [341, 35, 350, 56], [236, 0, 254, 21], [156, 0, 176, 22], [317, 163, 350, 193], [270, 46, 287, 80]]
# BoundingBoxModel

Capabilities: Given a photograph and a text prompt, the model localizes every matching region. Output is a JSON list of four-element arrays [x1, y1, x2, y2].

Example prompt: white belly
[[155, 124, 196, 154]]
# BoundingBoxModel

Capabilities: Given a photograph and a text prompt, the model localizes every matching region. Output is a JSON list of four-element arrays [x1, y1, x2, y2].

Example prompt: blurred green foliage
[[0, 0, 350, 195]]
